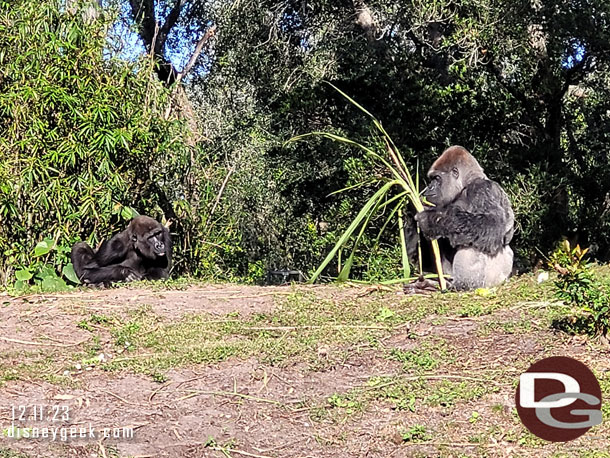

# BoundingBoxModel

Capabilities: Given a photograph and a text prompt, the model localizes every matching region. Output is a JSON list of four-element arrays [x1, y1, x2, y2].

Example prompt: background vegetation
[[1, 0, 610, 286]]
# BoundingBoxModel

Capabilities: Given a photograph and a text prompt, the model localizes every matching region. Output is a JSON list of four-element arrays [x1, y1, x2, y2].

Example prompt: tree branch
[[127, 0, 185, 85], [156, 0, 187, 55], [177, 24, 217, 83], [128, 0, 156, 48]]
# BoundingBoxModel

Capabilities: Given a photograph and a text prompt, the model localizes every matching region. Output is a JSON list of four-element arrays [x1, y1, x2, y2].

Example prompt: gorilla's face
[[134, 230, 166, 259], [423, 167, 462, 207]]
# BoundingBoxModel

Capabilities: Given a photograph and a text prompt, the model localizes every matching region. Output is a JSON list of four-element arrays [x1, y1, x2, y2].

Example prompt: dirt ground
[[0, 282, 609, 457]]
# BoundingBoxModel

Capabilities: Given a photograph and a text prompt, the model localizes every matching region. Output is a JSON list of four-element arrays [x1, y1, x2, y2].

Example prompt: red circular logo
[[516, 356, 602, 442]]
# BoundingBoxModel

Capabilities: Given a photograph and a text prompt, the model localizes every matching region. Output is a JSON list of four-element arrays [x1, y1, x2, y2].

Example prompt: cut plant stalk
[[287, 84, 447, 290]]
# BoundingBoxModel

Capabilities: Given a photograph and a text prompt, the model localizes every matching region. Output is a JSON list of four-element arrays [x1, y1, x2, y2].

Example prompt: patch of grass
[[6, 273, 610, 455], [517, 430, 546, 447], [77, 319, 94, 332], [84, 275, 558, 380], [387, 339, 453, 372], [321, 371, 498, 417], [491, 403, 505, 414], [83, 335, 103, 357], [95, 292, 412, 376], [327, 393, 363, 413], [311, 376, 423, 422], [425, 380, 490, 408], [112, 321, 142, 349], [0, 351, 75, 386], [388, 347, 439, 371], [0, 268, 595, 392], [597, 374, 610, 420], [308, 406, 328, 422], [78, 314, 113, 332], [399, 273, 555, 324], [0, 448, 31, 458], [394, 395, 417, 411], [202, 436, 239, 456], [458, 303, 486, 317], [90, 314, 112, 325], [375, 306, 397, 322], [578, 452, 610, 458], [310, 391, 367, 424], [468, 410, 481, 423], [365, 376, 424, 411], [151, 372, 168, 383], [399, 425, 430, 443], [479, 316, 534, 335], [404, 295, 453, 321]]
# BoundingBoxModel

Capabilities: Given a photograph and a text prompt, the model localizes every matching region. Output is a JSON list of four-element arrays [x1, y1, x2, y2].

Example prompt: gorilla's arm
[[80, 264, 141, 285], [90, 232, 130, 267], [418, 208, 505, 255], [145, 267, 170, 280], [416, 179, 511, 256], [161, 226, 172, 272], [71, 242, 96, 280]]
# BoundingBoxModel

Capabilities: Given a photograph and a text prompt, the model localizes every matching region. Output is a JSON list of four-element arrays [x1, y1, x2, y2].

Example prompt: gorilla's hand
[[415, 209, 445, 239], [123, 268, 143, 283]]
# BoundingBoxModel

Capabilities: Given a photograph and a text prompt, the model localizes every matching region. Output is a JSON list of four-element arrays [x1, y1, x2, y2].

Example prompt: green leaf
[[34, 239, 54, 257], [62, 263, 80, 284], [41, 276, 69, 292], [398, 208, 411, 279], [309, 180, 399, 283], [376, 307, 396, 321], [35, 265, 58, 280], [12, 280, 28, 293], [338, 195, 378, 281], [15, 269, 33, 281], [121, 206, 139, 220]]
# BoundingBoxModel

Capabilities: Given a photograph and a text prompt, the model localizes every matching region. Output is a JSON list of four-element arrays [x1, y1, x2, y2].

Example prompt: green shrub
[[550, 241, 610, 336]]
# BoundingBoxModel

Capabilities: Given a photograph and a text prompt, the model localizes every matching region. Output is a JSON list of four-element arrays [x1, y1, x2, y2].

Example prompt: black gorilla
[[71, 216, 172, 285], [414, 146, 514, 290]]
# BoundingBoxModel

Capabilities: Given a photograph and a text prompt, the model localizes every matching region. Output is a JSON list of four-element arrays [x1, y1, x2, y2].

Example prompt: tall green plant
[[288, 84, 447, 290], [0, 0, 191, 283]]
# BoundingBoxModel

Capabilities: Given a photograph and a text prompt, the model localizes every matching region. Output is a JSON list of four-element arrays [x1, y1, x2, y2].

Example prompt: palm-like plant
[[288, 84, 447, 290]]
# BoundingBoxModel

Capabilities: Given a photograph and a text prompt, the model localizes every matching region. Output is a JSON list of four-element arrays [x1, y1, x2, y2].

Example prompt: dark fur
[[416, 177, 514, 255], [403, 212, 455, 274], [415, 146, 514, 290], [71, 216, 172, 285]]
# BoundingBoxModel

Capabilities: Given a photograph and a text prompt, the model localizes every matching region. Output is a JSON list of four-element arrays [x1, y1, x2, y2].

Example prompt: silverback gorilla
[[71, 216, 171, 285], [415, 146, 514, 290]]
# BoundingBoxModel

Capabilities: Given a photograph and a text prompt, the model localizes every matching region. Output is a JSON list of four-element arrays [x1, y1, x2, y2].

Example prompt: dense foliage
[[0, 0, 192, 285], [189, 0, 610, 276], [1, 0, 610, 285]]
